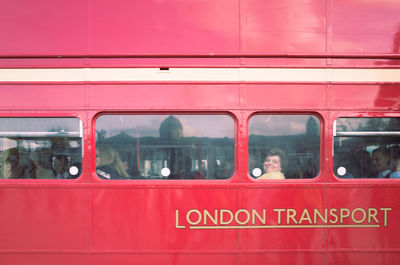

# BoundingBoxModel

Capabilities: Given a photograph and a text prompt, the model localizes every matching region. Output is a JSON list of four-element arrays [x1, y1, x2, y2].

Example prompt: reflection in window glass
[[95, 115, 235, 180], [334, 117, 400, 179], [0, 118, 83, 179], [249, 115, 320, 179]]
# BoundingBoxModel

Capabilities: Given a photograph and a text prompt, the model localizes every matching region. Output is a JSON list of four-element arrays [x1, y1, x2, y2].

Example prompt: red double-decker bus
[[1, 1, 400, 264]]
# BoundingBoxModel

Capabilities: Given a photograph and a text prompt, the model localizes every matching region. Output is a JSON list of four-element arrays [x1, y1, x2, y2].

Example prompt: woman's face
[[96, 149, 114, 167], [263, 155, 281, 173]]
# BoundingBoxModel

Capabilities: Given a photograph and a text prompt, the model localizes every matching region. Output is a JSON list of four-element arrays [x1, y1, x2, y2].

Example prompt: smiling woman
[[258, 147, 287, 179]]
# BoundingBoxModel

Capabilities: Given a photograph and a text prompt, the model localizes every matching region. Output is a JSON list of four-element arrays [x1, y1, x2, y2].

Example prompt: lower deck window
[[95, 114, 235, 180], [334, 117, 400, 179], [0, 118, 83, 179], [249, 115, 320, 180]]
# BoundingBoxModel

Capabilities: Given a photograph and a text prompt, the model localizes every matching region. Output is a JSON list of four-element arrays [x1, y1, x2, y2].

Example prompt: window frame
[[93, 112, 238, 182], [247, 112, 323, 182], [0, 115, 84, 181], [333, 113, 400, 181]]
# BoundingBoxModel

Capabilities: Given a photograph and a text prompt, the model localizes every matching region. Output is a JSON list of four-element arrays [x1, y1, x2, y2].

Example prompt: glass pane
[[336, 117, 400, 132], [0, 118, 83, 179], [249, 115, 320, 179], [95, 115, 235, 180], [334, 118, 400, 179]]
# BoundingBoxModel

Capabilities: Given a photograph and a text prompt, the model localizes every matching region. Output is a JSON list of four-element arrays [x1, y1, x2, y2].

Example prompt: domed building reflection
[[160, 115, 183, 140], [101, 115, 234, 179]]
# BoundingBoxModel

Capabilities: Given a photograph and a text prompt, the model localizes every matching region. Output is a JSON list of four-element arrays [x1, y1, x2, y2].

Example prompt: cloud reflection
[[96, 115, 234, 139]]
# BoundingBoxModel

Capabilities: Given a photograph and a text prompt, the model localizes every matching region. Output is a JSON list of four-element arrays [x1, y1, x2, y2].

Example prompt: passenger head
[[19, 155, 36, 179], [390, 145, 400, 170], [5, 151, 36, 179], [4, 159, 17, 179], [263, 147, 288, 174], [53, 155, 69, 174], [372, 147, 390, 173], [96, 144, 130, 178], [5, 148, 20, 179], [394, 158, 400, 172], [96, 145, 117, 167]]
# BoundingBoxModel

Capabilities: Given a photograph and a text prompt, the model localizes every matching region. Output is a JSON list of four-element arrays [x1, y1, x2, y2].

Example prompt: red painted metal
[[0, 0, 399, 57], [0, 0, 400, 265]]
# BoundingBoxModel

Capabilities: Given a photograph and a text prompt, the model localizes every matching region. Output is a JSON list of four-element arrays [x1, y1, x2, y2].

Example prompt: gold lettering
[[235, 209, 250, 225], [252, 209, 266, 225], [351, 208, 366, 224], [204, 210, 218, 225], [175, 210, 185, 229], [329, 208, 338, 224], [274, 209, 285, 224], [368, 208, 378, 224], [177, 207, 389, 229], [380, 208, 392, 227], [186, 209, 202, 225], [314, 208, 328, 224], [220, 209, 233, 225], [299, 209, 312, 224], [287, 209, 298, 224], [340, 208, 350, 224]]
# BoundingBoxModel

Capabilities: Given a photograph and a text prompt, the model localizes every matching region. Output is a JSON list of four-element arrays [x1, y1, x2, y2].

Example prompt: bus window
[[0, 117, 83, 179], [334, 117, 400, 179], [95, 115, 234, 180], [249, 115, 320, 179]]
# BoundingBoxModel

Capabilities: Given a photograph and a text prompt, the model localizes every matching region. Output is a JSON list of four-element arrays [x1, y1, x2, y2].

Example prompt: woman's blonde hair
[[96, 144, 130, 178]]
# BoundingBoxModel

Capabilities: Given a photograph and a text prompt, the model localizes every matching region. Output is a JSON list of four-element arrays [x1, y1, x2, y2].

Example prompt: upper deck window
[[95, 114, 234, 180], [334, 117, 400, 179], [249, 115, 320, 179], [0, 118, 83, 179]]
